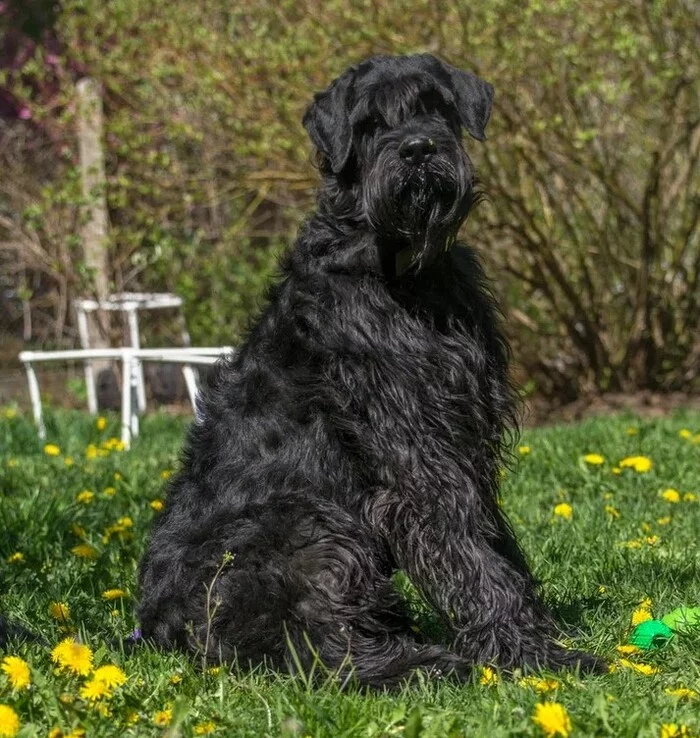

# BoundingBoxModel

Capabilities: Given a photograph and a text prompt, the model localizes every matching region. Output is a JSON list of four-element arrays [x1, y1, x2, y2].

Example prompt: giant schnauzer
[[138, 53, 603, 687]]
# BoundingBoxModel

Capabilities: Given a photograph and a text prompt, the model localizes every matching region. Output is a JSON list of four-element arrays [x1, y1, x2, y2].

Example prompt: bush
[[1, 0, 697, 397]]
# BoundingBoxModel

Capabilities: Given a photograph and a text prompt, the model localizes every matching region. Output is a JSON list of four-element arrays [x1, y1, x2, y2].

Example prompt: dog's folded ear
[[303, 73, 354, 174], [447, 68, 494, 142]]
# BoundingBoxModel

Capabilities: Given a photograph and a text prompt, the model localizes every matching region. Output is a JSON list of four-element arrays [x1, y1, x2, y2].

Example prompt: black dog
[[138, 54, 603, 687]]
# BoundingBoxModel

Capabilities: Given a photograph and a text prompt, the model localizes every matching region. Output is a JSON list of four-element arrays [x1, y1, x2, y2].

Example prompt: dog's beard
[[363, 149, 473, 269]]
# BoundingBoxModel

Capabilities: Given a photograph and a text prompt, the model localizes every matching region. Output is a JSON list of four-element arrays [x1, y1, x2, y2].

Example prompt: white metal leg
[[25, 362, 46, 440], [130, 356, 141, 438], [120, 351, 132, 449], [76, 308, 98, 415], [126, 307, 147, 414], [178, 309, 199, 411]]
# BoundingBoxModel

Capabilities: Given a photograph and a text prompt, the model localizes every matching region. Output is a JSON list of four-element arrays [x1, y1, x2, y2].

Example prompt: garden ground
[[1, 408, 699, 737]]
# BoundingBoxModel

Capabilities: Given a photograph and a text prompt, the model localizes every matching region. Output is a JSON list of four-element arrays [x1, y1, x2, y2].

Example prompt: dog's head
[[303, 54, 493, 273]]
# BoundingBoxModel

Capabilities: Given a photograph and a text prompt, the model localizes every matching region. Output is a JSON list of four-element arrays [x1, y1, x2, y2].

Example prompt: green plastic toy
[[629, 619, 674, 650], [661, 607, 700, 634]]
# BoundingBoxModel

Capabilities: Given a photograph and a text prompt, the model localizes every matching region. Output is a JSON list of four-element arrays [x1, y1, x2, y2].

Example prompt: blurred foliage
[[0, 0, 698, 399]]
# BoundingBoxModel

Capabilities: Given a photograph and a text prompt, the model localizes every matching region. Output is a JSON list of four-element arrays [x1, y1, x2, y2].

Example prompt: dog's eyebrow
[[357, 78, 451, 128]]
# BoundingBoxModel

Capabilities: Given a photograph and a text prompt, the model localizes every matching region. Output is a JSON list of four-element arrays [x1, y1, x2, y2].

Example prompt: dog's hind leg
[[279, 535, 474, 688], [176, 514, 473, 688]]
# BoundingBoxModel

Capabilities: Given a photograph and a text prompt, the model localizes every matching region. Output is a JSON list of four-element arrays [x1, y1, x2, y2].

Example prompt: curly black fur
[[138, 54, 604, 687]]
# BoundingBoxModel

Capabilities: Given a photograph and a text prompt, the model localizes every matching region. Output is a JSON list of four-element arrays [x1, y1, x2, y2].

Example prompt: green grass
[[1, 407, 699, 738]]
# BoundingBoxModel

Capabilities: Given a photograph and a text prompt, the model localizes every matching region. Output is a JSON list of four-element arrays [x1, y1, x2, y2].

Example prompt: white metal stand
[[19, 347, 232, 449], [74, 292, 198, 414]]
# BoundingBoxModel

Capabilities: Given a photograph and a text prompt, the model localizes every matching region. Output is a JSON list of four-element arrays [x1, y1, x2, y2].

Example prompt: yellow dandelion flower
[[678, 429, 692, 439], [664, 687, 698, 700], [631, 607, 653, 625], [64, 729, 85, 738], [96, 416, 107, 431], [520, 676, 560, 693], [85, 445, 98, 459], [70, 524, 86, 538], [531, 701, 572, 737], [75, 490, 94, 504], [71, 544, 99, 560], [48, 728, 63, 738], [2, 407, 18, 419], [125, 711, 140, 725], [92, 665, 127, 689], [80, 678, 112, 702], [605, 505, 620, 519], [207, 666, 221, 676], [618, 658, 658, 675], [169, 673, 182, 685], [160, 469, 172, 480], [598, 585, 607, 594], [102, 437, 126, 452], [584, 453, 605, 465], [64, 456, 74, 466], [194, 722, 217, 735], [114, 472, 123, 481], [661, 724, 690, 738], [518, 445, 531, 455], [0, 704, 20, 738], [553, 503, 573, 520], [102, 589, 127, 601], [7, 552, 24, 564], [479, 666, 498, 686], [6, 459, 18, 467], [683, 492, 697, 502], [153, 708, 172, 727], [626, 427, 639, 435], [103, 486, 117, 497], [657, 516, 672, 525], [43, 444, 61, 456], [644, 535, 659, 546], [661, 489, 681, 503], [1, 656, 31, 690], [49, 602, 70, 621], [51, 638, 93, 676], [611, 467, 621, 475], [150, 499, 164, 512], [102, 516, 134, 544], [58, 693, 75, 705], [615, 644, 641, 656], [93, 703, 111, 718], [619, 456, 653, 473]]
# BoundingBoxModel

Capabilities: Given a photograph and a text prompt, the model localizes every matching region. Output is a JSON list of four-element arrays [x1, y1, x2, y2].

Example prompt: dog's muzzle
[[363, 140, 473, 274]]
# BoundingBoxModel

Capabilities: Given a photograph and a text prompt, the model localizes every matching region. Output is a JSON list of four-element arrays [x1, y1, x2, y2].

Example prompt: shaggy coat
[[138, 54, 602, 686]]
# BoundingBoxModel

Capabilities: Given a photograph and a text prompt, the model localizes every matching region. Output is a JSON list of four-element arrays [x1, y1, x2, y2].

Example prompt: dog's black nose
[[398, 136, 437, 165]]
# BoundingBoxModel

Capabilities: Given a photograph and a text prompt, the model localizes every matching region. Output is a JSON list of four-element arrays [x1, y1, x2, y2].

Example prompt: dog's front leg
[[382, 495, 604, 673]]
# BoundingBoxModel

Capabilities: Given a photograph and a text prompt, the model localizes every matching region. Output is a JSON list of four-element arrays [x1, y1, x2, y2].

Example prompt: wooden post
[[76, 77, 112, 406]]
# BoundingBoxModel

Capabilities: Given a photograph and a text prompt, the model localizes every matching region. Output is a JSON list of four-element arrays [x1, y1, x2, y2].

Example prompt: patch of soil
[[525, 391, 700, 427]]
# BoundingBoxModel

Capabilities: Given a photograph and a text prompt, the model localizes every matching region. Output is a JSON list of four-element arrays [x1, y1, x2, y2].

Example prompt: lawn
[[1, 407, 699, 738]]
